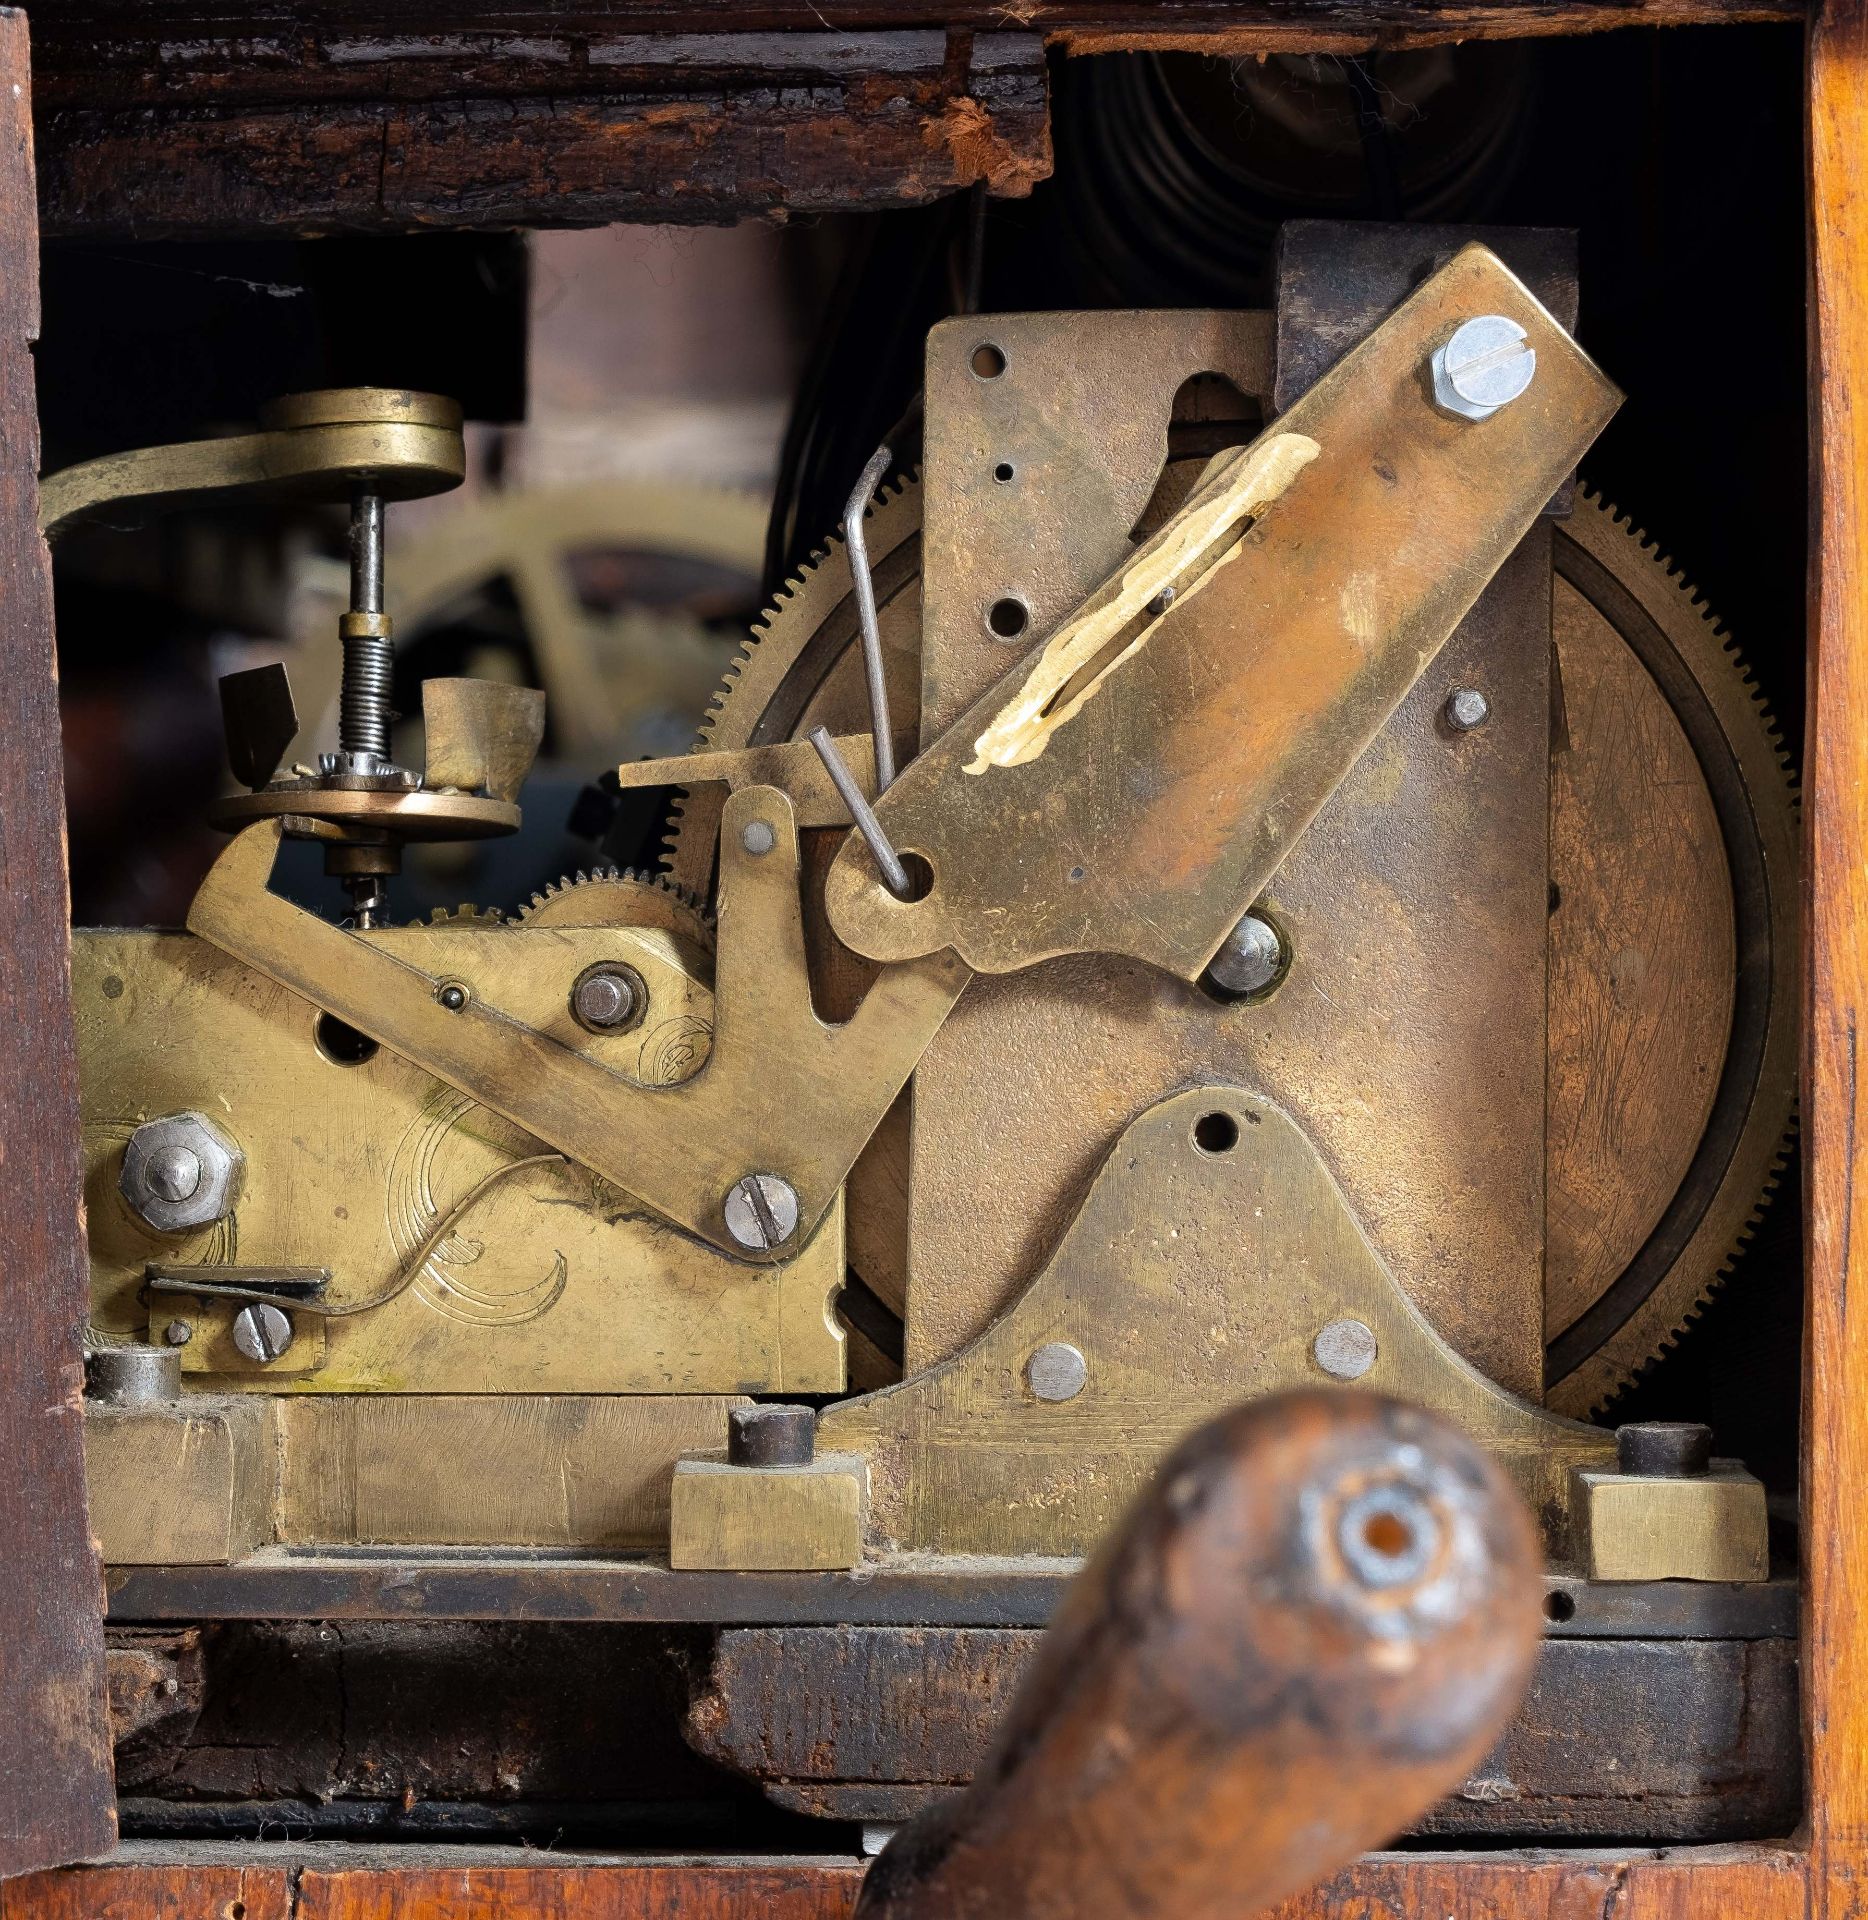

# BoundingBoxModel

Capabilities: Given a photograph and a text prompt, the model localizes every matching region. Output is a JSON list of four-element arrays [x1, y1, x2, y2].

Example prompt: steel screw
[[729, 1403, 816, 1467], [1445, 687, 1491, 732], [1312, 1318, 1378, 1381], [231, 1302, 294, 1365], [1025, 1342, 1088, 1402], [723, 1173, 801, 1251], [1204, 911, 1285, 998], [1431, 315, 1537, 422]]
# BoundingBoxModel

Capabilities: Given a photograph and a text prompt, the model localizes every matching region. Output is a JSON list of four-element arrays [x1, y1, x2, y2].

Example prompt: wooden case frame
[[3, 0, 1866, 1910]]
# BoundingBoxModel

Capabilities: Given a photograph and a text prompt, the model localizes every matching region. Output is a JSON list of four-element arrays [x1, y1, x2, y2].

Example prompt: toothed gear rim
[[663, 474, 923, 897], [1543, 491, 1798, 1416], [407, 904, 507, 927], [518, 866, 715, 946], [672, 477, 1797, 1411]]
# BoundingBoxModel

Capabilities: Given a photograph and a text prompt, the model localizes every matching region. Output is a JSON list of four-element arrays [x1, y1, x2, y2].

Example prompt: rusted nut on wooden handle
[[854, 1389, 1542, 1920]]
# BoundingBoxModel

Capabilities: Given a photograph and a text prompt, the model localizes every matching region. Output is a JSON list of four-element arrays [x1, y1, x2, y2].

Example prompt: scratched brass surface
[[76, 923, 846, 1394], [85, 1394, 740, 1559], [917, 309, 1275, 743], [896, 295, 1556, 1394], [903, 534, 1553, 1396], [819, 1088, 1612, 1558], [824, 246, 1620, 980]]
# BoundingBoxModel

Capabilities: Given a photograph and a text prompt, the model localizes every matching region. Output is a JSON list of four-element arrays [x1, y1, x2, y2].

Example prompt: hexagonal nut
[[1430, 315, 1536, 423], [119, 1111, 244, 1234]]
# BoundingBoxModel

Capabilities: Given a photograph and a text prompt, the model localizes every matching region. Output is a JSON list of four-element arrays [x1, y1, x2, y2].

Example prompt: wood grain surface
[[0, 1845, 1808, 1919], [0, 6, 116, 1880], [0, 1856, 863, 1920], [1805, 0, 1868, 1910]]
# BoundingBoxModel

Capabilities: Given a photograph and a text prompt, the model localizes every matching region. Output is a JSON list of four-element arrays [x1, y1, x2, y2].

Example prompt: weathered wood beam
[[32, 31, 1052, 239], [0, 3, 118, 1881], [21, 0, 1807, 51], [26, 0, 1805, 237]]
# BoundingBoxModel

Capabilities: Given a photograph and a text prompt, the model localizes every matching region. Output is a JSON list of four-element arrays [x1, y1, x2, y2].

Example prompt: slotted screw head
[[723, 1173, 801, 1250], [1431, 315, 1536, 421], [231, 1302, 294, 1365]]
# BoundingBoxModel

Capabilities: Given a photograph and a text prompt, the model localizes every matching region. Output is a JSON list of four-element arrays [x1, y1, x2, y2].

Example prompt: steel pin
[[809, 725, 913, 899], [843, 444, 897, 793]]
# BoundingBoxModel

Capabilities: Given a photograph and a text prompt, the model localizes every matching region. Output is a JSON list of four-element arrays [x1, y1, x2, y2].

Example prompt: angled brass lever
[[824, 244, 1620, 981]]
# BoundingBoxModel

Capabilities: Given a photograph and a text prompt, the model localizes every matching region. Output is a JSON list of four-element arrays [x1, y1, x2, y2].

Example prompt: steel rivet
[[572, 967, 641, 1032], [1204, 911, 1285, 998], [1312, 1318, 1378, 1381], [1025, 1342, 1088, 1402], [741, 819, 776, 857]]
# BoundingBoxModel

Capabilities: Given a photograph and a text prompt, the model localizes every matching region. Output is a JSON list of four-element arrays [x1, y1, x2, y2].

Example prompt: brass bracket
[[183, 789, 968, 1263], [819, 1085, 1613, 1559]]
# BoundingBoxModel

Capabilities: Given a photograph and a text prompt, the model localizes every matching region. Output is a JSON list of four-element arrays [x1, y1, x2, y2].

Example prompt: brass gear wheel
[[670, 477, 1796, 1410], [406, 903, 507, 928], [517, 866, 715, 950]]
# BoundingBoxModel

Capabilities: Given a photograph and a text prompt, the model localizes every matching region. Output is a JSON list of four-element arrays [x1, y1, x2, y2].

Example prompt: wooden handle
[[854, 1389, 1543, 1920]]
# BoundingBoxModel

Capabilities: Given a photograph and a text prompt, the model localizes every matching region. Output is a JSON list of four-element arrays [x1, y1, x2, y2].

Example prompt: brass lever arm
[[40, 388, 464, 540], [185, 789, 969, 1263]]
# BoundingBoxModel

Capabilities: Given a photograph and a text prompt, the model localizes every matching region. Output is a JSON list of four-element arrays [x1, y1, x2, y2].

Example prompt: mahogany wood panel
[[0, 1861, 293, 1920], [1805, 0, 1868, 1913], [301, 1863, 865, 1919], [1268, 1847, 1808, 1918], [0, 4, 116, 1880], [1, 1860, 862, 1919], [0, 1847, 1808, 1918]]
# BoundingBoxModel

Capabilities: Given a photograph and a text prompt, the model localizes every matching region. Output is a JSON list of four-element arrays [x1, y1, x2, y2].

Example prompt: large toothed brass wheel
[[668, 479, 1798, 1413]]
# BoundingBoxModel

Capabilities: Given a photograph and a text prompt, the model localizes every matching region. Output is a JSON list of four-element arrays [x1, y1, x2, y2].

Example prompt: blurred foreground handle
[[855, 1389, 1543, 1920]]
